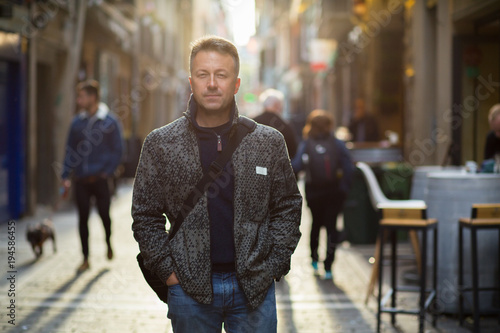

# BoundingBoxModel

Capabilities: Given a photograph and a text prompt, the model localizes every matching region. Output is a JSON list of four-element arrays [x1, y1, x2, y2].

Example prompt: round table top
[[427, 171, 500, 179]]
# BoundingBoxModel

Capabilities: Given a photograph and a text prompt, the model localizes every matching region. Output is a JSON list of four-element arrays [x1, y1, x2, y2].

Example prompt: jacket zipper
[[216, 134, 222, 152]]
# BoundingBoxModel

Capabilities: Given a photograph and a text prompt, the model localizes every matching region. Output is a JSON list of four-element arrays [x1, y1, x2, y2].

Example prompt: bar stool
[[376, 207, 438, 333], [356, 162, 428, 305], [458, 203, 500, 333]]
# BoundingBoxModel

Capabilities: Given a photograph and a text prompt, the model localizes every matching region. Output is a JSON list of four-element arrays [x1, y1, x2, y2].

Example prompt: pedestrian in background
[[348, 98, 380, 142], [484, 103, 500, 160], [292, 109, 354, 280], [253, 88, 298, 158], [61, 79, 124, 273], [132, 36, 301, 333]]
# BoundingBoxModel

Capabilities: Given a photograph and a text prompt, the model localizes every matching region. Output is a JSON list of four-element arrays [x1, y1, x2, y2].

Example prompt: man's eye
[[217, 74, 226, 78]]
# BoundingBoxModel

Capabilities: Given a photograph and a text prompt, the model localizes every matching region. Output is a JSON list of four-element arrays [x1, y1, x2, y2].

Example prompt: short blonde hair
[[189, 35, 239, 76], [489, 104, 500, 124]]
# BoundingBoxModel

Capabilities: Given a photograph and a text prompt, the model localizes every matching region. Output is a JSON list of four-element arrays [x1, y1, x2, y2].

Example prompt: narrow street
[[2, 180, 496, 332], [1, 1, 500, 332]]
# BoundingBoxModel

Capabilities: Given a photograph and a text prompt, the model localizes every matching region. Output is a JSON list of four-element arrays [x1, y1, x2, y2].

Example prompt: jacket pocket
[[243, 171, 272, 222]]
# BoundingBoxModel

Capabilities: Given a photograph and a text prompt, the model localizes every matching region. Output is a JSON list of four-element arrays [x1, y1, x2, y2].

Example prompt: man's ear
[[234, 78, 241, 94], [188, 77, 192, 90]]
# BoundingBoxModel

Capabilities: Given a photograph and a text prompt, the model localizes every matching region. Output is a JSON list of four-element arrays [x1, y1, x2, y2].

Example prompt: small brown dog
[[26, 218, 57, 258]]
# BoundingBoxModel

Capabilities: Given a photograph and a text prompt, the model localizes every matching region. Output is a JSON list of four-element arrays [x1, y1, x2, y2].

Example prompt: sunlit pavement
[[1, 180, 498, 332]]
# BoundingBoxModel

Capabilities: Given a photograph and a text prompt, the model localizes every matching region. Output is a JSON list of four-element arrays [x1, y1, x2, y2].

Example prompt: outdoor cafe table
[[423, 171, 500, 314]]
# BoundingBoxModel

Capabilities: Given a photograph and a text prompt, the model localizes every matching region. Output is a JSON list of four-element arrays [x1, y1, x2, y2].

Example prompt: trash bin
[[343, 163, 413, 244], [343, 167, 379, 244]]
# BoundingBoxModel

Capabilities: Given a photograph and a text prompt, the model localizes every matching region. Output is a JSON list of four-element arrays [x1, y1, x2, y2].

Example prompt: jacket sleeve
[[267, 135, 303, 279], [131, 131, 174, 283]]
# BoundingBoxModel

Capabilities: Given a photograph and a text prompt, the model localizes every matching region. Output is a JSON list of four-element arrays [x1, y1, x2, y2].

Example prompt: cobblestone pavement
[[1, 180, 498, 332]]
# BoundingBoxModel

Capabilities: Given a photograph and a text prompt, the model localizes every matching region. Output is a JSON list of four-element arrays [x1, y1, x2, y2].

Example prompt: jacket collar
[[183, 94, 239, 129], [79, 102, 109, 120]]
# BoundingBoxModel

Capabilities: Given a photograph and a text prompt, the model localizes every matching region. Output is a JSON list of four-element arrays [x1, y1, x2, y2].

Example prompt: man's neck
[[195, 108, 232, 128]]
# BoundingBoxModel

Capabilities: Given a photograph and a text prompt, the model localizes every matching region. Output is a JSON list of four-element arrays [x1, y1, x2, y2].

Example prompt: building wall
[[435, 0, 453, 165], [0, 0, 232, 219], [404, 0, 438, 166]]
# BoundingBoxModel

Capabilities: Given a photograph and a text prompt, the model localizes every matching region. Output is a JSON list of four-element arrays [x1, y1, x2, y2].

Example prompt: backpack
[[303, 136, 342, 185]]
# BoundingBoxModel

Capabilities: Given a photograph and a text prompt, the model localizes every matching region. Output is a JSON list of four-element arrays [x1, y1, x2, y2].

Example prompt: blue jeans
[[167, 272, 277, 333]]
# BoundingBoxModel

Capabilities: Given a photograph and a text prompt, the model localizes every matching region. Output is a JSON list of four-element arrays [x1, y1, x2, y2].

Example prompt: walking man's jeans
[[74, 177, 112, 259], [167, 272, 277, 332]]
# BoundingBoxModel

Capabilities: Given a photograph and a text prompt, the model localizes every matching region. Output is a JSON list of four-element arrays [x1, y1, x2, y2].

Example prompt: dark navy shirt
[[191, 112, 236, 271]]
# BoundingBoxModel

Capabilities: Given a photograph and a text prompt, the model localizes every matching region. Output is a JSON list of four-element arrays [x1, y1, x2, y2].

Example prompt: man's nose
[[208, 75, 217, 88]]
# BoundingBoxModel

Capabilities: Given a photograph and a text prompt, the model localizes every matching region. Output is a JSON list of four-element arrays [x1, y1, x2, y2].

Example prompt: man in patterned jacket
[[132, 36, 302, 332]]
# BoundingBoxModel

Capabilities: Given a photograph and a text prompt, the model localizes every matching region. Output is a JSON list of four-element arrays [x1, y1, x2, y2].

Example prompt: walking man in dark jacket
[[61, 80, 124, 273], [132, 36, 302, 333], [253, 88, 298, 158]]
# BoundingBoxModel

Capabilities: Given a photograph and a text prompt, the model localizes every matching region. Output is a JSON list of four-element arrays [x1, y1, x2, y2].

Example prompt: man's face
[[189, 50, 240, 115], [354, 99, 365, 120], [491, 115, 500, 139], [76, 90, 95, 111]]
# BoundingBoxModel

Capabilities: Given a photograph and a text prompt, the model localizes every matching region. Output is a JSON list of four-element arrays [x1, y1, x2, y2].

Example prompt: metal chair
[[458, 203, 500, 333]]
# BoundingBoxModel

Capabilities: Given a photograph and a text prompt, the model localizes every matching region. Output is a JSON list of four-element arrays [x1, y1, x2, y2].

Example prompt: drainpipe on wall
[[25, 0, 37, 215]]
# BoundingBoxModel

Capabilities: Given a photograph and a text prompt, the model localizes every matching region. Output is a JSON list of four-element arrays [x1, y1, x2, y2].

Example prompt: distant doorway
[[0, 59, 25, 222], [452, 12, 500, 165]]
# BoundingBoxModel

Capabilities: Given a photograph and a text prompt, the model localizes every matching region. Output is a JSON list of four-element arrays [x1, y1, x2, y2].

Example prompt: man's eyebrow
[[194, 69, 231, 74]]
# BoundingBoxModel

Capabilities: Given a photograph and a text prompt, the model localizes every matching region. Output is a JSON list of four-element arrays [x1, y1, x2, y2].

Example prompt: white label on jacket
[[256, 166, 267, 176]]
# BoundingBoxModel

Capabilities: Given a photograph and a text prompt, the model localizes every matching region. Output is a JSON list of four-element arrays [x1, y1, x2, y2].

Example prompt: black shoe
[[107, 246, 113, 260]]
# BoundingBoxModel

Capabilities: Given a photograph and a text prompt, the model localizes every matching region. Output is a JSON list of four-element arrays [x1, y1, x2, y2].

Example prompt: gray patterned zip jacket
[[132, 98, 302, 309]]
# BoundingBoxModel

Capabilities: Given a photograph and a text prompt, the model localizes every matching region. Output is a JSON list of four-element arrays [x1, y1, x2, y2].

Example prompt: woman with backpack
[[292, 110, 355, 280]]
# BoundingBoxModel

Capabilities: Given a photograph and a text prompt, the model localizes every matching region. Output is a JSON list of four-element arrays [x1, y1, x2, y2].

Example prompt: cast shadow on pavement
[[314, 276, 377, 332], [8, 268, 110, 333], [275, 277, 299, 333], [16, 257, 39, 269]]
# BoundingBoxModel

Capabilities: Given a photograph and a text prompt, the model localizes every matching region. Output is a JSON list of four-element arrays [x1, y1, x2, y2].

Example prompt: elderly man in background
[[253, 88, 298, 158]]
